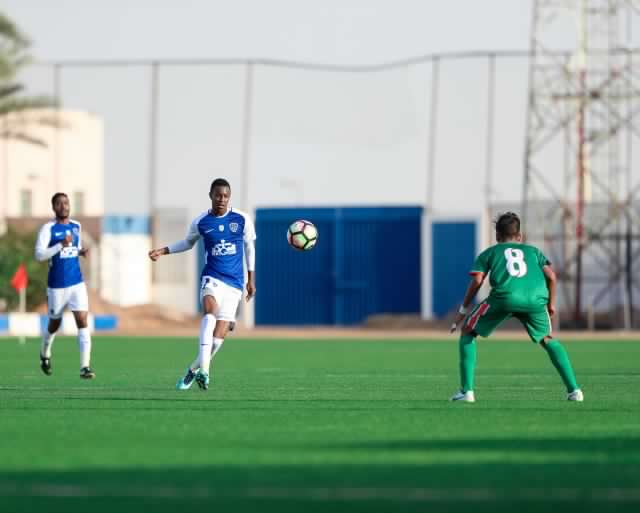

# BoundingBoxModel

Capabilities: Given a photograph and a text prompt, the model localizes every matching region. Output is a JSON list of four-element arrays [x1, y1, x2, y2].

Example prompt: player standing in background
[[148, 178, 256, 391], [449, 212, 583, 403], [34, 192, 96, 379]]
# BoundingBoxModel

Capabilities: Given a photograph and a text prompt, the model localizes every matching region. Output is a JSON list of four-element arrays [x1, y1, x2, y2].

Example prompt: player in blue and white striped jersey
[[149, 178, 256, 390], [34, 192, 96, 379]]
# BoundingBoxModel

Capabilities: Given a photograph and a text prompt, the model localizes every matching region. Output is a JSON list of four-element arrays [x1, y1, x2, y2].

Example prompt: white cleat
[[450, 390, 476, 403], [567, 389, 584, 402]]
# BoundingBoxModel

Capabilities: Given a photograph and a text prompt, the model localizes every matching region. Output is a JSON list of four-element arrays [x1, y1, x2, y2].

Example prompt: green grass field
[[0, 335, 639, 513]]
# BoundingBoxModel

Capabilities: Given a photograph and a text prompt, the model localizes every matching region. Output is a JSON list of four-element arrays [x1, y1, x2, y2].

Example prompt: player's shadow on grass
[[1, 458, 639, 513], [335, 437, 640, 454]]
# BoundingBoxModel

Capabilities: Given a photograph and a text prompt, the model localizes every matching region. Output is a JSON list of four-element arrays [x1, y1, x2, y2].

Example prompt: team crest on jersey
[[229, 222, 239, 233], [72, 227, 79, 235]]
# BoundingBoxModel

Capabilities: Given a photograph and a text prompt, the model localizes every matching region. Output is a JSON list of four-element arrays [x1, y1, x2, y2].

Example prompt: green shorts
[[462, 300, 552, 343]]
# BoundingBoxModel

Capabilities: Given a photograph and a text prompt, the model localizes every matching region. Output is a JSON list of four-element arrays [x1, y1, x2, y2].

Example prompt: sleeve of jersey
[[244, 240, 255, 271], [242, 215, 257, 242], [469, 251, 488, 276], [538, 249, 551, 267], [167, 218, 200, 254], [34, 224, 62, 262]]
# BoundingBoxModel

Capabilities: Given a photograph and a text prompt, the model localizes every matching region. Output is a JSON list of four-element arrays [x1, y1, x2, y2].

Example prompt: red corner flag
[[10, 264, 28, 292]]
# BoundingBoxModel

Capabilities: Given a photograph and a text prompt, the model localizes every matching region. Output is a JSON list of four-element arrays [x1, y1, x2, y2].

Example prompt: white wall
[[0, 109, 104, 218], [100, 234, 152, 306]]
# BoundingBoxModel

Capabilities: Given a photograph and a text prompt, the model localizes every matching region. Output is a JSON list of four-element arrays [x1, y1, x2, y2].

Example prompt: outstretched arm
[[148, 246, 170, 261], [148, 239, 197, 261], [149, 219, 200, 261], [543, 264, 557, 316], [450, 272, 485, 333]]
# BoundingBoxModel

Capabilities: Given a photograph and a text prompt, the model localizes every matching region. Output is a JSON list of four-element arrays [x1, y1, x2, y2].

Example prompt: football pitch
[[0, 336, 639, 513]]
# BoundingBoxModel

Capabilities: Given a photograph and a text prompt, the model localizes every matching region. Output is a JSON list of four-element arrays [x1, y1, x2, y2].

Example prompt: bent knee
[[461, 327, 478, 338], [73, 313, 89, 329], [47, 319, 62, 333], [202, 295, 219, 315], [539, 335, 553, 346], [213, 320, 230, 338], [461, 324, 476, 336]]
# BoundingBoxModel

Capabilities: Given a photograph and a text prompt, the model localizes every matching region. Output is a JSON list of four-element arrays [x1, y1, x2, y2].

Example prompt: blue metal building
[[255, 207, 422, 325], [430, 220, 477, 318]]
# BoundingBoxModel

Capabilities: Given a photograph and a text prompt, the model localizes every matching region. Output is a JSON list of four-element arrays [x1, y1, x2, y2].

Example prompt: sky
[[2, 1, 554, 217], [6, 0, 531, 62]]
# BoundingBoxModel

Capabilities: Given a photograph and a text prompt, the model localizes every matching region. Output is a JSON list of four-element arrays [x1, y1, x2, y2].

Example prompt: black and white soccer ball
[[287, 220, 318, 251]]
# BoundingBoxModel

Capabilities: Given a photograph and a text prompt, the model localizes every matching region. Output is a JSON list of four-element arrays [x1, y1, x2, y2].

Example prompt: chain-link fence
[[17, 52, 537, 218], [12, 51, 640, 326]]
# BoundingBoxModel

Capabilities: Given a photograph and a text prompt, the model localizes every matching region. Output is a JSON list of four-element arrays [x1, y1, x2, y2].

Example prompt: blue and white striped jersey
[[34, 220, 84, 289]]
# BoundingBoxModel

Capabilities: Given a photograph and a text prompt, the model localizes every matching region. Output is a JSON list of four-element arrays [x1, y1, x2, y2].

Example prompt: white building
[[0, 109, 104, 219], [0, 110, 151, 308]]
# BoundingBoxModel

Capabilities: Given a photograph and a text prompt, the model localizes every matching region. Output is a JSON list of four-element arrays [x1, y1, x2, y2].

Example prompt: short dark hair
[[495, 211, 521, 240], [210, 178, 231, 192], [51, 192, 68, 205]]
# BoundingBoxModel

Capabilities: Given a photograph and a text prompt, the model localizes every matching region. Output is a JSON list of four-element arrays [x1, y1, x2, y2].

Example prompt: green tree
[[0, 11, 57, 145], [0, 228, 48, 311]]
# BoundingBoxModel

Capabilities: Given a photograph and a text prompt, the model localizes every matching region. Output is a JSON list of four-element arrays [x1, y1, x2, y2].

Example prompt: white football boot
[[450, 390, 476, 403], [567, 389, 584, 402]]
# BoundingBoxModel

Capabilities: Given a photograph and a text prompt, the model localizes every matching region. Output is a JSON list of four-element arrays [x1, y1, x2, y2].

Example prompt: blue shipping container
[[255, 207, 422, 326]]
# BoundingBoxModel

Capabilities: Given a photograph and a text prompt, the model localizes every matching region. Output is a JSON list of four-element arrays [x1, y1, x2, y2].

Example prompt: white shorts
[[47, 282, 89, 319], [200, 276, 242, 322]]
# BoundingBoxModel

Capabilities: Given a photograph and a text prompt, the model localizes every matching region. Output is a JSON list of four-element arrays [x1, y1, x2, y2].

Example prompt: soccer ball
[[287, 220, 318, 251]]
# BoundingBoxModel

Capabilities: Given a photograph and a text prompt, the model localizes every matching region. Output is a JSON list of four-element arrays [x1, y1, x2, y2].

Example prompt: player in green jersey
[[449, 212, 583, 403]]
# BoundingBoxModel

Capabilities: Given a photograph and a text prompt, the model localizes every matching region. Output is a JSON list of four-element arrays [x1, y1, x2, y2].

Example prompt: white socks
[[198, 314, 216, 374], [189, 339, 224, 371], [41, 326, 92, 369], [198, 338, 224, 375], [77, 327, 92, 369], [191, 318, 225, 375], [41, 331, 56, 358], [212, 337, 224, 359]]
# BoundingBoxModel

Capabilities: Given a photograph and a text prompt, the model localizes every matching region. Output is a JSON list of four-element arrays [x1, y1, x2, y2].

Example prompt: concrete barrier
[[0, 314, 118, 336]]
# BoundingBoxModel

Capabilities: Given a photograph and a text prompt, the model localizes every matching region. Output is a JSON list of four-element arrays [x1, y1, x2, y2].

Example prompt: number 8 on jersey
[[504, 248, 528, 277]]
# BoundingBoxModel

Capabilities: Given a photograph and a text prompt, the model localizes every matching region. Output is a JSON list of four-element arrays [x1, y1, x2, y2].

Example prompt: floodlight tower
[[523, 0, 640, 328]]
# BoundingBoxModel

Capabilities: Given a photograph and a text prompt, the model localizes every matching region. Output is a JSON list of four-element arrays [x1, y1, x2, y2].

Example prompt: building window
[[73, 191, 85, 216], [20, 189, 32, 217]]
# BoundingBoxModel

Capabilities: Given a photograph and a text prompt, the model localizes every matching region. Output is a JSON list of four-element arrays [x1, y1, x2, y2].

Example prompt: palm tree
[[0, 11, 57, 146]]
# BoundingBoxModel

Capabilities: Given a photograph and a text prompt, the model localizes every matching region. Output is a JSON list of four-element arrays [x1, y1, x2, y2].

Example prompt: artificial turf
[[0, 335, 639, 512]]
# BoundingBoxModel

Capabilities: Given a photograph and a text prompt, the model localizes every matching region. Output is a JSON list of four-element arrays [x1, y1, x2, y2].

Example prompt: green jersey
[[470, 242, 551, 312]]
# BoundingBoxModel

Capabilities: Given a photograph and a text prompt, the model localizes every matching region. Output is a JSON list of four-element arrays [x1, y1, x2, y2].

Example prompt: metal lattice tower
[[523, 0, 640, 328]]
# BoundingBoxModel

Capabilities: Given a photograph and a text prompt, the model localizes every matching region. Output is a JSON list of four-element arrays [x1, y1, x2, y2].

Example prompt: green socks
[[457, 335, 579, 395], [543, 339, 579, 392], [459, 333, 477, 392]]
